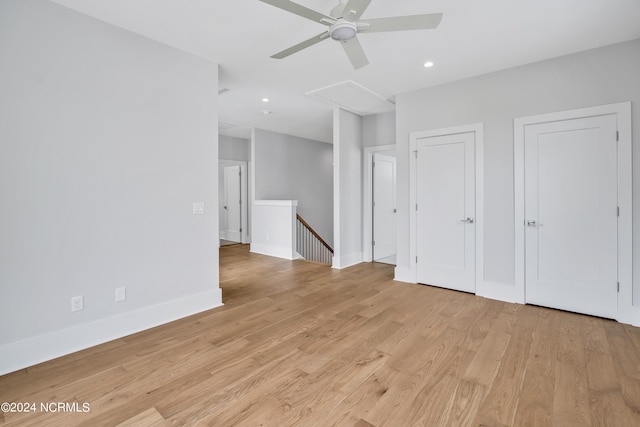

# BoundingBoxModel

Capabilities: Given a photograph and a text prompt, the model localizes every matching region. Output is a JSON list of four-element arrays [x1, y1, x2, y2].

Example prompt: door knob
[[460, 218, 474, 224], [527, 220, 536, 227]]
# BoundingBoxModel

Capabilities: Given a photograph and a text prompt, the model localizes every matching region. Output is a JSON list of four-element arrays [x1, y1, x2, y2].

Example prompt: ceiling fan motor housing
[[330, 19, 357, 41]]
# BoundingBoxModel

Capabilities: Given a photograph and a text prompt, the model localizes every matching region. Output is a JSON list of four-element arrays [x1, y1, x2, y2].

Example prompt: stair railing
[[296, 214, 333, 265]]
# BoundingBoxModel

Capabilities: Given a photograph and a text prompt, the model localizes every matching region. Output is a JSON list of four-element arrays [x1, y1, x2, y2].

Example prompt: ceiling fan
[[259, 0, 443, 69]]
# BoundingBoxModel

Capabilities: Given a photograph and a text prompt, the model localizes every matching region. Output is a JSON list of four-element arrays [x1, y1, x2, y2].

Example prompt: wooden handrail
[[296, 214, 334, 254]]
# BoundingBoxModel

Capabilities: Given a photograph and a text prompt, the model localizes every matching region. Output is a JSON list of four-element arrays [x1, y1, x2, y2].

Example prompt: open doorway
[[219, 160, 249, 246], [363, 145, 396, 265]]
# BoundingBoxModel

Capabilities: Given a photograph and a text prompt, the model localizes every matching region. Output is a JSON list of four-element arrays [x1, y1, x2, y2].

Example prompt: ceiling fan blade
[[259, 0, 335, 25], [271, 32, 330, 59], [341, 0, 372, 21], [341, 37, 369, 69], [359, 13, 443, 32]]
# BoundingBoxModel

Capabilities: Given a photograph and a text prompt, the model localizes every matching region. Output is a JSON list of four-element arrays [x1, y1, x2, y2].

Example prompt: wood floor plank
[[551, 313, 591, 427], [115, 407, 167, 426], [437, 379, 487, 426], [463, 328, 511, 386], [1, 244, 639, 426], [320, 365, 402, 426], [391, 346, 477, 426], [473, 328, 534, 426], [512, 371, 554, 427], [585, 349, 640, 426]]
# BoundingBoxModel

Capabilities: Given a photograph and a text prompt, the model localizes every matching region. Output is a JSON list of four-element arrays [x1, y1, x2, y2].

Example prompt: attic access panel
[[306, 80, 395, 115]]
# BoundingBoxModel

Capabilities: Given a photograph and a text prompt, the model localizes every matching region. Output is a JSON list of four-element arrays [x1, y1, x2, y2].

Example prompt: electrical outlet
[[115, 286, 126, 302], [71, 295, 84, 312]]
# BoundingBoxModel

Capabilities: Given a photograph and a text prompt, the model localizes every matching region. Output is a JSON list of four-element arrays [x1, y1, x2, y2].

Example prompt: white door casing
[[363, 145, 396, 263], [223, 165, 242, 242], [373, 152, 396, 261], [415, 131, 476, 293], [524, 115, 618, 318], [406, 124, 484, 293]]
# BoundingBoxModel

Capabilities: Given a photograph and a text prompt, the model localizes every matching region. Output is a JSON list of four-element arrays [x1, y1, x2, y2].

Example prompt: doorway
[[219, 160, 249, 245], [363, 145, 397, 264], [372, 151, 396, 264]]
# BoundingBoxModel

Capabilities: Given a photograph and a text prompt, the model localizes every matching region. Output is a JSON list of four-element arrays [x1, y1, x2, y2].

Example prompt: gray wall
[[253, 128, 333, 246], [363, 111, 396, 148], [396, 38, 640, 304], [0, 0, 220, 372], [219, 134, 249, 161]]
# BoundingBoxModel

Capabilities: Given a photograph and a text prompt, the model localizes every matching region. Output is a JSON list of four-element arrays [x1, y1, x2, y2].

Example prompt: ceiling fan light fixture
[[330, 20, 357, 41]]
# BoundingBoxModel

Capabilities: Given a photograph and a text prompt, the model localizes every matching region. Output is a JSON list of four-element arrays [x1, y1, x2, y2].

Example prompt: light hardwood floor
[[2, 244, 640, 426]]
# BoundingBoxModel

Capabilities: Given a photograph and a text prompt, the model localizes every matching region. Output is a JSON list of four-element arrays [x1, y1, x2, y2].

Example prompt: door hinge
[[372, 240, 375, 246], [616, 131, 619, 142], [416, 256, 418, 263], [617, 206, 620, 217], [415, 204, 418, 211], [372, 162, 375, 168], [617, 282, 620, 292], [240, 228, 243, 233]]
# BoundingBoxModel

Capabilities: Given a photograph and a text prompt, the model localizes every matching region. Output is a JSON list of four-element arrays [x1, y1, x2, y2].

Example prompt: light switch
[[71, 295, 84, 312], [193, 202, 205, 215], [115, 286, 126, 302]]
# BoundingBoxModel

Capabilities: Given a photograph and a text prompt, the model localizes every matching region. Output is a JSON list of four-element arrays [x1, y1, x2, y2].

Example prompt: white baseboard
[[393, 267, 415, 283], [391, 273, 520, 306], [476, 280, 524, 304], [0, 288, 223, 376], [332, 251, 363, 269], [618, 304, 640, 327], [250, 243, 295, 260]]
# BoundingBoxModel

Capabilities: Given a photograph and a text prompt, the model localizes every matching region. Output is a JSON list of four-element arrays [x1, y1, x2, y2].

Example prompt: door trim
[[514, 102, 635, 325], [219, 159, 249, 244], [363, 145, 396, 262], [408, 123, 484, 290]]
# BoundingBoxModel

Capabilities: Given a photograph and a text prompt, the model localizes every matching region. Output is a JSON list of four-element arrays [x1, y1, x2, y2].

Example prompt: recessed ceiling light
[[423, 61, 435, 68], [262, 98, 269, 103]]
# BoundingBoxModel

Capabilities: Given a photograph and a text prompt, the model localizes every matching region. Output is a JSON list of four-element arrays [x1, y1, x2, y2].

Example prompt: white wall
[[251, 200, 298, 260], [363, 111, 396, 148], [333, 108, 364, 269], [0, 0, 221, 374], [252, 128, 333, 246], [395, 38, 640, 305], [219, 135, 249, 162]]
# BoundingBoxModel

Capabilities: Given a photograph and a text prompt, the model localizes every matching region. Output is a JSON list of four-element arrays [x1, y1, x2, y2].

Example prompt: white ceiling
[[49, 0, 640, 143]]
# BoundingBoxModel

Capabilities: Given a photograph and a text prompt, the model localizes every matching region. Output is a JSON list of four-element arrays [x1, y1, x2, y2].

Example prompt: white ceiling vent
[[218, 120, 238, 130], [306, 81, 395, 116]]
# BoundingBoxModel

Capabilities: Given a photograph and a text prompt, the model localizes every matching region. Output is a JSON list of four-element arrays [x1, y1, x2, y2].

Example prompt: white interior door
[[416, 132, 475, 293], [373, 152, 396, 263], [524, 114, 618, 318], [223, 165, 242, 242]]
